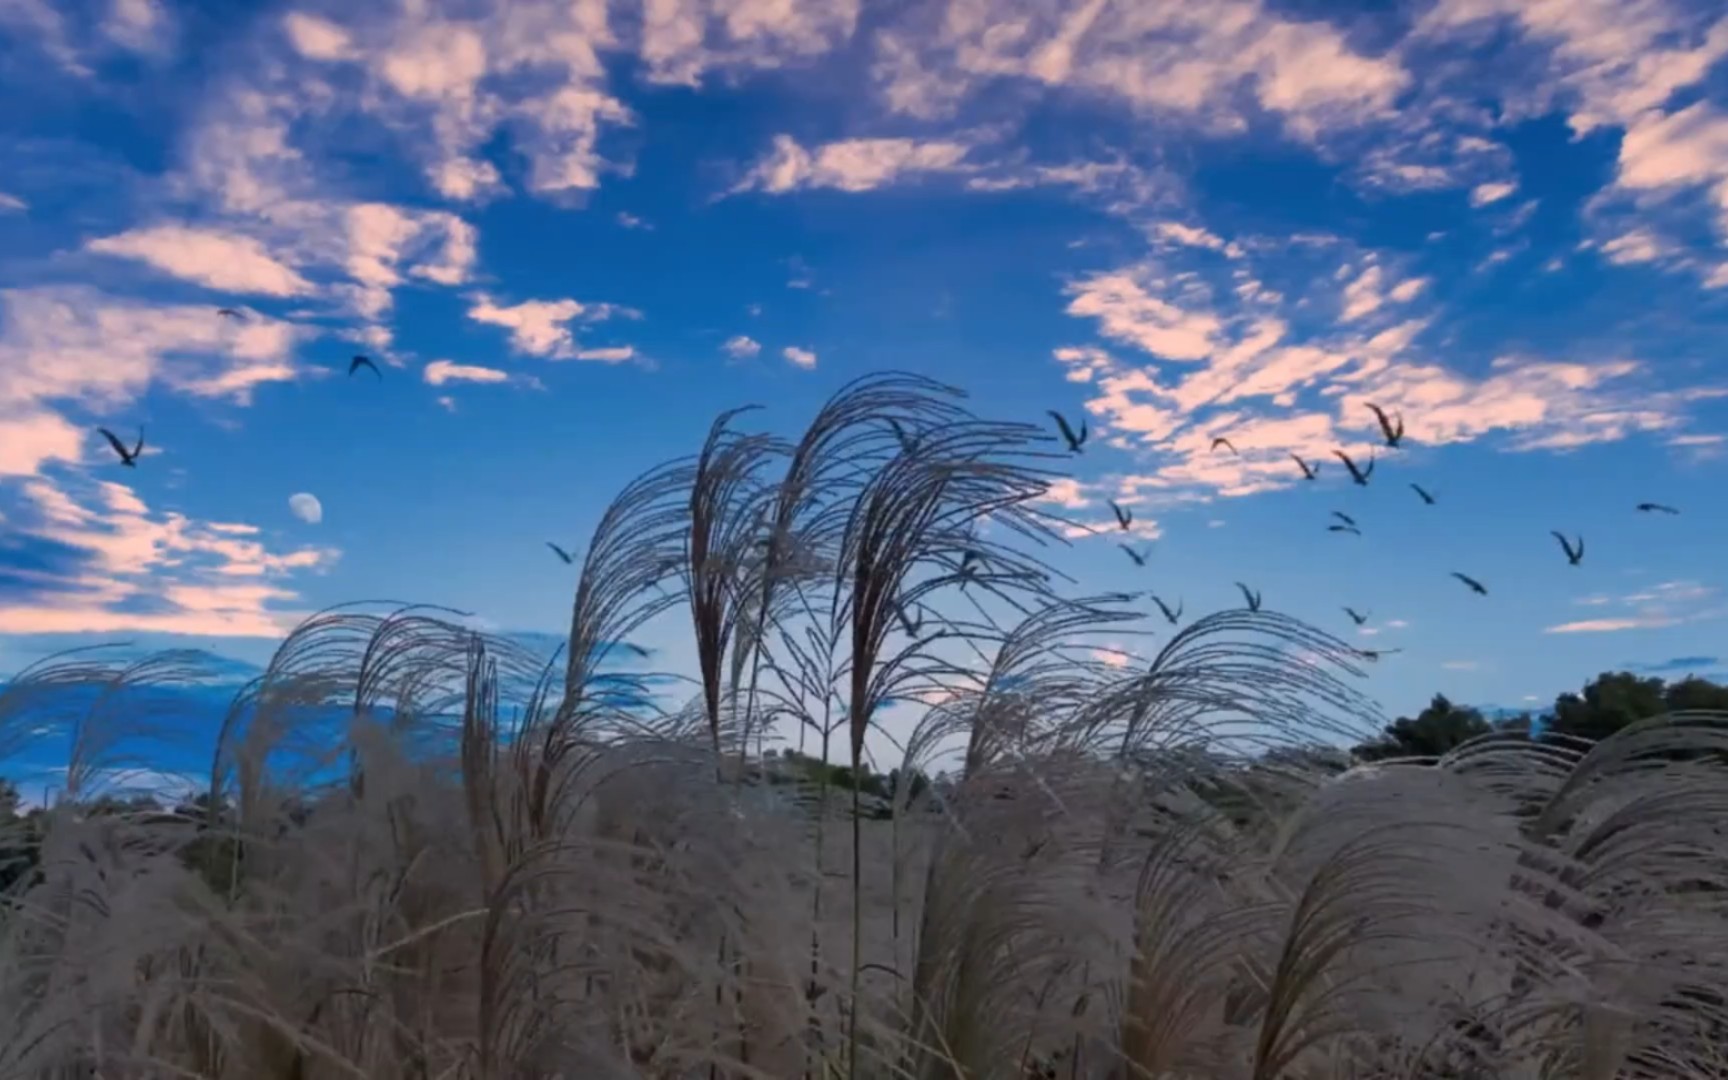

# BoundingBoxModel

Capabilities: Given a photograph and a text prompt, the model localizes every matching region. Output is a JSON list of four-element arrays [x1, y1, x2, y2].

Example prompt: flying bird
[[1333, 449, 1375, 487], [1211, 436, 1238, 455], [1119, 543, 1148, 567], [888, 418, 919, 455], [1331, 510, 1358, 528], [1451, 572, 1489, 596], [1551, 531, 1584, 566], [1328, 524, 1362, 536], [97, 426, 144, 468], [1047, 410, 1087, 453], [1151, 594, 1183, 626], [1410, 483, 1437, 506], [957, 549, 983, 589], [1365, 403, 1405, 449], [546, 542, 575, 565], [1109, 500, 1132, 531], [1343, 606, 1369, 626], [1356, 647, 1403, 662], [1291, 453, 1319, 480], [349, 355, 382, 379], [1235, 582, 1262, 612], [1636, 502, 1679, 515], [894, 601, 923, 637], [215, 307, 244, 320]]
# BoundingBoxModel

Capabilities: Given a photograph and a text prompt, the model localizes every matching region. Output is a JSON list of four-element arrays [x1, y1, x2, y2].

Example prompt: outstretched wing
[[1046, 410, 1078, 447], [350, 355, 381, 378], [1367, 403, 1395, 442], [546, 542, 572, 564], [96, 427, 130, 460]]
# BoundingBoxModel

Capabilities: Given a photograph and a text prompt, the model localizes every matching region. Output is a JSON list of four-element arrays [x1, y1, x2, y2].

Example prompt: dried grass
[[3, 374, 1725, 1079]]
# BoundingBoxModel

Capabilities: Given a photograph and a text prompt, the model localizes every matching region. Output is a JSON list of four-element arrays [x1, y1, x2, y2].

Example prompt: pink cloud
[[0, 474, 338, 637]]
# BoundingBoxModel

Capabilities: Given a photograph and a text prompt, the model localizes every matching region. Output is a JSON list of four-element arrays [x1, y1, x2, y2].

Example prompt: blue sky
[[3, 0, 1728, 766]]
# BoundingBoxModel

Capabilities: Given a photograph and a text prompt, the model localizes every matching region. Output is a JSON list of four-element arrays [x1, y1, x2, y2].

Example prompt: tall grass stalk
[[2, 378, 1726, 1079]]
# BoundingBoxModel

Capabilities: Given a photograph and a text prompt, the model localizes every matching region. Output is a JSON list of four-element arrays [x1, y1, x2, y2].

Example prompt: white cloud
[[1470, 180, 1518, 206], [466, 294, 594, 358], [732, 134, 971, 194], [87, 225, 313, 297], [573, 345, 636, 364], [282, 11, 357, 61], [0, 191, 26, 213], [874, 0, 1407, 141], [721, 334, 761, 359], [1054, 236, 1716, 501], [0, 474, 337, 637], [287, 492, 323, 524], [422, 359, 509, 386], [639, 0, 859, 87], [616, 211, 652, 229], [1545, 580, 1722, 634], [0, 288, 309, 433], [102, 0, 173, 54], [783, 345, 817, 369], [0, 409, 84, 477]]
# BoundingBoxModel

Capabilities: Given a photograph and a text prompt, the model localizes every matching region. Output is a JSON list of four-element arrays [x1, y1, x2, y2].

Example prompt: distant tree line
[[1352, 670, 1728, 761], [5, 669, 1723, 890]]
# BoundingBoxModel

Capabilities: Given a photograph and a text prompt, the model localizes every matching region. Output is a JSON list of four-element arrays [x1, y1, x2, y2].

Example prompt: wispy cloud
[[0, 475, 337, 637], [1545, 580, 1722, 634], [783, 345, 817, 370], [0, 287, 310, 408], [87, 224, 314, 297], [1051, 227, 1718, 501], [466, 294, 636, 360], [0, 191, 27, 213], [731, 134, 972, 195], [722, 335, 761, 360]]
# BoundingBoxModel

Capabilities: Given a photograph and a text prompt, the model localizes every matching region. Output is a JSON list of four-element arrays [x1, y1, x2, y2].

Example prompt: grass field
[[3, 373, 1725, 1078]]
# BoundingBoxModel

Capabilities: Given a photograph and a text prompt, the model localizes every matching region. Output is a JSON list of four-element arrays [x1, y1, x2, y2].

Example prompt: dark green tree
[[1353, 694, 1493, 761], [1548, 671, 1670, 741]]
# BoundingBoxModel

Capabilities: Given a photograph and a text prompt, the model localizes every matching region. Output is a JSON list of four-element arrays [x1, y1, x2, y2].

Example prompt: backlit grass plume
[[2, 374, 1725, 1079]]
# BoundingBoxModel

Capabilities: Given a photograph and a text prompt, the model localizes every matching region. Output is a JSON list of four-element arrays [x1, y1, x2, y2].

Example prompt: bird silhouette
[[888, 418, 919, 454], [1047, 410, 1087, 453], [894, 601, 923, 636], [1636, 502, 1679, 515], [1551, 531, 1584, 566], [1343, 606, 1369, 626], [1109, 500, 1132, 531], [1151, 594, 1183, 625], [1355, 646, 1403, 662], [1451, 572, 1488, 596], [1291, 453, 1319, 480], [1333, 449, 1375, 486], [1119, 543, 1148, 567], [1331, 510, 1358, 528], [1410, 483, 1437, 505], [215, 307, 244, 320], [957, 549, 982, 589], [1211, 436, 1238, 455], [1235, 582, 1262, 611], [97, 426, 144, 467], [546, 542, 575, 564], [1328, 523, 1362, 536], [1365, 403, 1405, 448], [349, 355, 382, 379]]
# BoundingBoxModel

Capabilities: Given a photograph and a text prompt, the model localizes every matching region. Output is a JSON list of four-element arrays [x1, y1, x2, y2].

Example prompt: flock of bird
[[86, 322, 1684, 669], [93, 310, 383, 471], [1043, 403, 1684, 659]]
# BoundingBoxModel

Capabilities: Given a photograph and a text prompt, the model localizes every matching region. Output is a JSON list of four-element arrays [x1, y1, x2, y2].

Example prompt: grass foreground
[[2, 372, 1725, 1079]]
